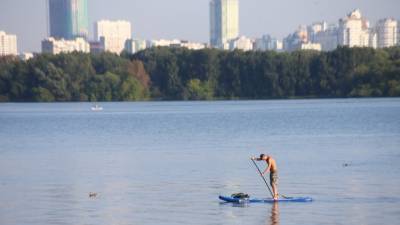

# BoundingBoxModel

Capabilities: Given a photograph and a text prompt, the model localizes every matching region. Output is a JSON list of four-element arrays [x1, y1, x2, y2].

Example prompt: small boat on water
[[91, 104, 103, 111]]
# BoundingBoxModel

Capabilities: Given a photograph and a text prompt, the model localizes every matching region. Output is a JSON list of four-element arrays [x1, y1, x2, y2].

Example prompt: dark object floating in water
[[342, 163, 352, 167], [89, 192, 98, 198], [219, 195, 313, 203]]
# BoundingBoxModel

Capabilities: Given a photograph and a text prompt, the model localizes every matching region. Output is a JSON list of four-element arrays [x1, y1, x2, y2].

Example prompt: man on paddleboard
[[252, 154, 279, 200]]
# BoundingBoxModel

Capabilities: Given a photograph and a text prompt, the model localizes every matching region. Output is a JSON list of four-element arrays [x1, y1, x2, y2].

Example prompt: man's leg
[[270, 172, 278, 200], [272, 183, 278, 200]]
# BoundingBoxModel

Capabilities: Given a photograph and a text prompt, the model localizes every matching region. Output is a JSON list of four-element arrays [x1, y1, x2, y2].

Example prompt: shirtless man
[[252, 154, 279, 200]]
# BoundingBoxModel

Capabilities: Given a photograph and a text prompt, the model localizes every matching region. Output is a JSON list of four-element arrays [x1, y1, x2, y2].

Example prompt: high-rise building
[[48, 0, 89, 39], [95, 20, 131, 54], [338, 9, 371, 47], [210, 0, 239, 49], [0, 31, 17, 56], [313, 24, 339, 51], [376, 18, 397, 48], [42, 37, 90, 54]]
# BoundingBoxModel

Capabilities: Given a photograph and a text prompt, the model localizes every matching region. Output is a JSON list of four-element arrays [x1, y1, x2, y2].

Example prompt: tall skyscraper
[[210, 0, 239, 49], [0, 31, 17, 56], [48, 0, 89, 39], [95, 20, 131, 54], [376, 18, 397, 48]]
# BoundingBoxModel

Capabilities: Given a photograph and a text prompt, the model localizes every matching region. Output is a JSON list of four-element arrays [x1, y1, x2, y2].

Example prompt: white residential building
[[145, 39, 206, 50], [0, 31, 17, 56], [172, 41, 207, 50], [95, 20, 132, 54], [125, 39, 147, 54], [376, 18, 397, 48], [41, 37, 90, 54], [147, 39, 181, 47], [299, 42, 321, 51], [338, 9, 371, 47], [210, 0, 239, 49], [228, 36, 253, 51]]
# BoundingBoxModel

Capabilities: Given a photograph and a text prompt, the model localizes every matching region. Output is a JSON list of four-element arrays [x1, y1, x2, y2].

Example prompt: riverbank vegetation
[[1, 46, 399, 102]]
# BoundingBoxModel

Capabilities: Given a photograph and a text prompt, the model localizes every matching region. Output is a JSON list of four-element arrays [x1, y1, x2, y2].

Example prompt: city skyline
[[0, 0, 399, 52]]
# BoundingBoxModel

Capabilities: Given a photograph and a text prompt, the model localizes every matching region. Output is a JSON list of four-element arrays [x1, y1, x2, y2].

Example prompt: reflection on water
[[268, 203, 279, 225]]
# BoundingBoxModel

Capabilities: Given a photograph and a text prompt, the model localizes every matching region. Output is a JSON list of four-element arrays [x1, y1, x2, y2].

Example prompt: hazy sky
[[0, 0, 399, 52]]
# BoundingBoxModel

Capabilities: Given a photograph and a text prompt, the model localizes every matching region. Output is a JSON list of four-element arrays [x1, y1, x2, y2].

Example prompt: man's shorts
[[270, 171, 278, 186]]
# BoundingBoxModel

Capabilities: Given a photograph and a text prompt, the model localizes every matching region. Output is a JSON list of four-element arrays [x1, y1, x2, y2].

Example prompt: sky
[[0, 0, 399, 53]]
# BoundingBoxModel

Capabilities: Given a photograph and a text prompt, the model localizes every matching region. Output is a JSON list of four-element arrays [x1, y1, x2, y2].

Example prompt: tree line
[[1, 46, 400, 102], [0, 52, 150, 102], [131, 46, 400, 100]]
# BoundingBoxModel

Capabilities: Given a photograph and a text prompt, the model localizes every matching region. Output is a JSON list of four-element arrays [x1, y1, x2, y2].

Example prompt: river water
[[0, 99, 399, 225]]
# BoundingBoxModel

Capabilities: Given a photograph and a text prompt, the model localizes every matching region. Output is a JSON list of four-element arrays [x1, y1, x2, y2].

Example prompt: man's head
[[259, 154, 268, 160]]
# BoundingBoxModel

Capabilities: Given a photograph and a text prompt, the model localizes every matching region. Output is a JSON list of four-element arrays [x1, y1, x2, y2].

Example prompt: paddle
[[251, 158, 274, 198], [251, 158, 290, 199]]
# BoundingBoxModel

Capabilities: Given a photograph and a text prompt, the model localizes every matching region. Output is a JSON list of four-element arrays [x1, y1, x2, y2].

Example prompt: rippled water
[[0, 99, 400, 225]]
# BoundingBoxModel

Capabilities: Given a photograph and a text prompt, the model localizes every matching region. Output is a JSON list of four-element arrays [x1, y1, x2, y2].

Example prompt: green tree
[[185, 79, 214, 100]]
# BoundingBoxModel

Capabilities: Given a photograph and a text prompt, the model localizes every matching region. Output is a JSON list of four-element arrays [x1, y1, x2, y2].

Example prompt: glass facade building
[[210, 0, 239, 48], [49, 0, 88, 39]]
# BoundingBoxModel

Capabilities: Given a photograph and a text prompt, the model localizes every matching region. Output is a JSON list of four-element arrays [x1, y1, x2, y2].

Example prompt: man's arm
[[262, 163, 271, 175]]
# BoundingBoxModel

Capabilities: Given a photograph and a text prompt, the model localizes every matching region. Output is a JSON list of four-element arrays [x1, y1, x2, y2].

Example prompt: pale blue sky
[[0, 0, 399, 52]]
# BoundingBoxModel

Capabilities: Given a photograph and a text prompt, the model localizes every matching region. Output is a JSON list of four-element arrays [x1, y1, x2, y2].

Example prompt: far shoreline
[[1, 96, 399, 104]]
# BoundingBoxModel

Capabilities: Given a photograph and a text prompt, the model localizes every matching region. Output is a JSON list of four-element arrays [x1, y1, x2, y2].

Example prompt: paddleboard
[[219, 195, 313, 203]]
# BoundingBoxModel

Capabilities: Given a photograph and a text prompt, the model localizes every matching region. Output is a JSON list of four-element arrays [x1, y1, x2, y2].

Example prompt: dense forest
[[1, 46, 400, 102]]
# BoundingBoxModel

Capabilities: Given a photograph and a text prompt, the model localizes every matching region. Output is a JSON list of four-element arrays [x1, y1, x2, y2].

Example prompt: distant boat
[[91, 104, 103, 111]]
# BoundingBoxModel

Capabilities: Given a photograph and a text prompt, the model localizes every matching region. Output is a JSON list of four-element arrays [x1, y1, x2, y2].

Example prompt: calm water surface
[[0, 99, 400, 225]]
